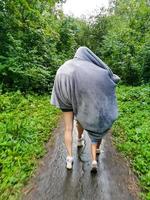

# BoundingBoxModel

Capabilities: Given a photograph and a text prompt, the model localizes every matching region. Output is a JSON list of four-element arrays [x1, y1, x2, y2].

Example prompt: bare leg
[[76, 121, 84, 139], [91, 143, 97, 161], [91, 143, 98, 173], [63, 112, 74, 157]]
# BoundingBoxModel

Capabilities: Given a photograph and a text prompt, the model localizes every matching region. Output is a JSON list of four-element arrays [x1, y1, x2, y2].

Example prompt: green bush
[[0, 1, 80, 93], [84, 0, 150, 85]]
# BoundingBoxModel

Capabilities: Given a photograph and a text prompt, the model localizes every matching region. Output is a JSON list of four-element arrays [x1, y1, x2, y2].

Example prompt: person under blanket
[[51, 46, 120, 172]]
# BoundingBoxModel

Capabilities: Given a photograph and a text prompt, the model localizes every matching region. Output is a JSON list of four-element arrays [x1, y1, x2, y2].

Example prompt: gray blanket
[[51, 47, 120, 141]]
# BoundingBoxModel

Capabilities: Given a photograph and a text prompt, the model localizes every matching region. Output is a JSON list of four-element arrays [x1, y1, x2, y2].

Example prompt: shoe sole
[[91, 166, 97, 173], [77, 141, 84, 147], [66, 165, 73, 170], [66, 166, 72, 170], [77, 144, 84, 148]]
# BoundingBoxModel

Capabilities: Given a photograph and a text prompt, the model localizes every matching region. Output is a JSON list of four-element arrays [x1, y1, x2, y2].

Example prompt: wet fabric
[[51, 46, 120, 141]]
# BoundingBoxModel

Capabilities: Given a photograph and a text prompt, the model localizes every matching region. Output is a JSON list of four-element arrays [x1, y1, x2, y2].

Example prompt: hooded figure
[[51, 46, 120, 142]]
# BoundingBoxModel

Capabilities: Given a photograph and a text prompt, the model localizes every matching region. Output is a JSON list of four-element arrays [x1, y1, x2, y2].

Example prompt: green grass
[[0, 91, 61, 199], [113, 85, 150, 200], [1, 86, 149, 199]]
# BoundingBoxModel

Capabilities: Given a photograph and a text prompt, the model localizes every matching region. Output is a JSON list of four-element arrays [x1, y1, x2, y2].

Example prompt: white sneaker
[[77, 136, 84, 147], [66, 156, 73, 170], [91, 160, 98, 173], [96, 148, 100, 155]]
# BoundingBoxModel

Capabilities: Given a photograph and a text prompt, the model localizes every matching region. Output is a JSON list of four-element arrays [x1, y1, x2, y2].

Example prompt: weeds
[[113, 85, 150, 200], [0, 91, 61, 199]]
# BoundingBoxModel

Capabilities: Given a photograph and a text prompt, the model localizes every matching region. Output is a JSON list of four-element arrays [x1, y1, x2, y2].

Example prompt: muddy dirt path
[[23, 119, 140, 200]]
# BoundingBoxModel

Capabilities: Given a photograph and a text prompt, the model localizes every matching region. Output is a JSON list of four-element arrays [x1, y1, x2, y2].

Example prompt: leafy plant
[[113, 85, 150, 199], [0, 91, 61, 199]]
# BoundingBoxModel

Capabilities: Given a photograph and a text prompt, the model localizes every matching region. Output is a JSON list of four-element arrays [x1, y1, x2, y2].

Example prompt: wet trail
[[23, 120, 140, 200]]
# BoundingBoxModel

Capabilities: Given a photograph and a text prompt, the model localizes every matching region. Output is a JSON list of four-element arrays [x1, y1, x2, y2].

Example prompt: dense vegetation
[[0, 0, 149, 93], [0, 0, 149, 199], [0, 92, 61, 199], [0, 0, 83, 93], [86, 0, 150, 85], [113, 85, 150, 200]]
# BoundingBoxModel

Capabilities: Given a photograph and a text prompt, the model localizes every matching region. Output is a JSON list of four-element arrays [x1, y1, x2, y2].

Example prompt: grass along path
[[0, 91, 61, 199], [113, 85, 150, 200]]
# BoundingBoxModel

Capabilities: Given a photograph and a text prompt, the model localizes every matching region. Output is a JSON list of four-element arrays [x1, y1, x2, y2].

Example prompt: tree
[[100, 0, 150, 85]]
